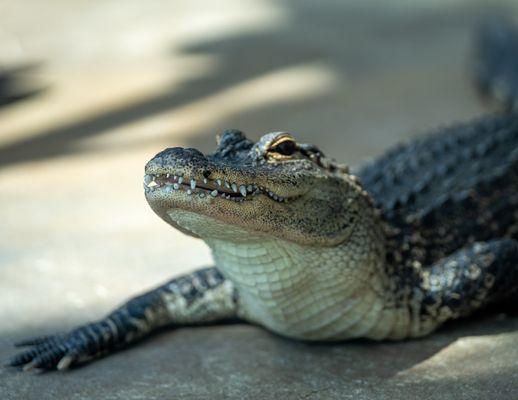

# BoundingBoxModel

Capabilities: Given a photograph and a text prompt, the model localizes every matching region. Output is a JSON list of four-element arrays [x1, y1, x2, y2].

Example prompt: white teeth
[[144, 172, 287, 202], [239, 185, 247, 197]]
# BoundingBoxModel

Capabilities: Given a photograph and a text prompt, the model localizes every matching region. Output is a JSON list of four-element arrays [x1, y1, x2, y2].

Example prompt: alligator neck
[[205, 211, 391, 340]]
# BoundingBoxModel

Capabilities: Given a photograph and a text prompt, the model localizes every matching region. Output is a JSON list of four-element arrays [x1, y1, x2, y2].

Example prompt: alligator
[[8, 18, 518, 371]]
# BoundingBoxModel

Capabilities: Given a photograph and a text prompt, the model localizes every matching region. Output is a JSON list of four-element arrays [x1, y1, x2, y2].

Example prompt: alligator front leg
[[7, 267, 238, 371], [416, 239, 518, 335]]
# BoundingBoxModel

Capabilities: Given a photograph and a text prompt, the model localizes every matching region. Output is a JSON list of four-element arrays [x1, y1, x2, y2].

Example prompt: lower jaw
[[165, 208, 266, 242]]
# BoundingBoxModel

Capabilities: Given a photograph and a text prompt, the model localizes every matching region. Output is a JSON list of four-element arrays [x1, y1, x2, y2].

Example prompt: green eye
[[272, 140, 297, 156]]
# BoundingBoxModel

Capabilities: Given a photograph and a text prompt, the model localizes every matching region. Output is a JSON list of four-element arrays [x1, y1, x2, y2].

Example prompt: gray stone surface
[[1, 317, 517, 400], [0, 1, 517, 399]]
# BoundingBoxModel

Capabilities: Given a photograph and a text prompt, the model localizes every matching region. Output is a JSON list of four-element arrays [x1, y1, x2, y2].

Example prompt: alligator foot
[[7, 319, 127, 371]]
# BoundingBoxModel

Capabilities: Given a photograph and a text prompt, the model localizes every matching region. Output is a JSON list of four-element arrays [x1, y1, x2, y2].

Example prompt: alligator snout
[[145, 146, 209, 174]]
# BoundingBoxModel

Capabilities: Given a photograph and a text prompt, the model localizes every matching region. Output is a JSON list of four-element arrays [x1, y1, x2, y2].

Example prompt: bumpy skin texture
[[358, 115, 518, 335], [8, 20, 518, 371]]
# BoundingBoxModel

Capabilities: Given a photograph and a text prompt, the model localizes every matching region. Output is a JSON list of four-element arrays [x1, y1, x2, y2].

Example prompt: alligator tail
[[473, 17, 518, 112]]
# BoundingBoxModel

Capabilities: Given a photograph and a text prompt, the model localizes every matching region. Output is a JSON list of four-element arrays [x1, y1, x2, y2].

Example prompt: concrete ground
[[0, 1, 517, 399]]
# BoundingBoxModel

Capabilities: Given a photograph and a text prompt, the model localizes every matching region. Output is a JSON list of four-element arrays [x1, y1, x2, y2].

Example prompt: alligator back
[[358, 115, 518, 266]]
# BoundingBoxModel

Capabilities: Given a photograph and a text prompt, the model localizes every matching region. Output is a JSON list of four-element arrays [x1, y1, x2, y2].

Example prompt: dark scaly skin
[[7, 19, 518, 371], [359, 115, 518, 264], [358, 115, 518, 332]]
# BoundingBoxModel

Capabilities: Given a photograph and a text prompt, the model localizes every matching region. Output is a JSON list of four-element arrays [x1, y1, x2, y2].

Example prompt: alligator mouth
[[143, 172, 289, 203]]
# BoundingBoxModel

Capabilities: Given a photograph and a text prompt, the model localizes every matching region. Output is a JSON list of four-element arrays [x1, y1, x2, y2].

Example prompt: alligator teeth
[[239, 185, 247, 197], [144, 172, 288, 202]]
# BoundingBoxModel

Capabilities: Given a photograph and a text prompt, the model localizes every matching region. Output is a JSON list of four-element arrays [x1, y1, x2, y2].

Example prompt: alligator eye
[[271, 140, 297, 156]]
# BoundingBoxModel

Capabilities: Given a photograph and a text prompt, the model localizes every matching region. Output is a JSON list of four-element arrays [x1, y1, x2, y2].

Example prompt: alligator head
[[144, 129, 368, 246]]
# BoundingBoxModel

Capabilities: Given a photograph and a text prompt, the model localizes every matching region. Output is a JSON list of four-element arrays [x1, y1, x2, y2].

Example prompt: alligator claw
[[7, 322, 111, 371]]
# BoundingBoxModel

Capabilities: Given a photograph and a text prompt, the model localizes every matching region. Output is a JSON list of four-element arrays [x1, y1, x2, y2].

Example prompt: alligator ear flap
[[298, 143, 349, 174]]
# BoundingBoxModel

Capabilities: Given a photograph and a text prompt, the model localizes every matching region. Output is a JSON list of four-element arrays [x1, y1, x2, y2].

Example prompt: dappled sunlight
[[95, 61, 341, 149], [395, 330, 517, 381]]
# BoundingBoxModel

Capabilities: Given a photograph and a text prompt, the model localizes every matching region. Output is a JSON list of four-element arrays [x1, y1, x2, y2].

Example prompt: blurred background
[[1, 1, 517, 399]]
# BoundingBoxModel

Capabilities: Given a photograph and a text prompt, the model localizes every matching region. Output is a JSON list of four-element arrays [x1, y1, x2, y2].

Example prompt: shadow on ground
[[0, 63, 46, 109]]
